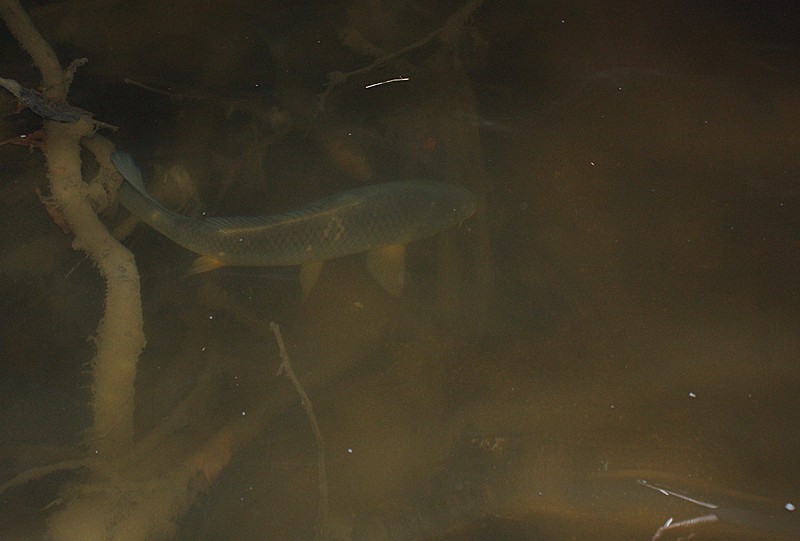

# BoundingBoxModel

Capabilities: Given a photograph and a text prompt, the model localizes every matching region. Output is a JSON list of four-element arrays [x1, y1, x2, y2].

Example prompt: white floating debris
[[688, 392, 696, 398], [365, 77, 409, 89], [786, 503, 796, 511]]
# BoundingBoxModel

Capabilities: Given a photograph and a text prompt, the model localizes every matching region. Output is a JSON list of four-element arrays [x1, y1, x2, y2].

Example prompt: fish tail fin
[[111, 150, 185, 227], [111, 151, 147, 193]]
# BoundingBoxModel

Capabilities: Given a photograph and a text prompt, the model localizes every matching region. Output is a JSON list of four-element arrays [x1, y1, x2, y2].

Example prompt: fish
[[110, 151, 477, 297]]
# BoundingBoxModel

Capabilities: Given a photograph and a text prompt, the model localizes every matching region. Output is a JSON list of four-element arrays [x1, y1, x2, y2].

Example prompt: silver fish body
[[111, 151, 476, 294]]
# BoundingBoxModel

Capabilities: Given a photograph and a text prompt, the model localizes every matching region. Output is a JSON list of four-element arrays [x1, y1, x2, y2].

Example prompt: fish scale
[[111, 151, 476, 294]]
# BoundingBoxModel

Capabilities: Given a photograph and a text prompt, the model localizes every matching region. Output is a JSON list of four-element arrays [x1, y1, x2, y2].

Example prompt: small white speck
[[610, 404, 615, 409], [590, 162, 595, 166], [347, 448, 353, 454], [241, 411, 246, 416], [208, 315, 214, 320], [689, 392, 696, 398], [786, 503, 796, 511], [201, 346, 206, 352]]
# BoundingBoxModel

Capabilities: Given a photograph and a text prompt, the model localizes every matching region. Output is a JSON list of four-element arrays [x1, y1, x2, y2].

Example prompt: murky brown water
[[1, 2, 800, 540]]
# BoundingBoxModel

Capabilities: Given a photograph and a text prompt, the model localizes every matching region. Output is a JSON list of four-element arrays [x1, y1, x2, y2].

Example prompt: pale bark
[[0, 0, 144, 461]]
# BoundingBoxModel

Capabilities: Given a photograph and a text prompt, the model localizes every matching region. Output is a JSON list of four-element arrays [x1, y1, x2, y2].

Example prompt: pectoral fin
[[189, 256, 226, 275], [366, 244, 406, 297], [299, 260, 324, 300]]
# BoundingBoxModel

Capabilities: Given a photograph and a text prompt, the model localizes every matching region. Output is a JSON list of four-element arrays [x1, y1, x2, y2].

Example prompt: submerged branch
[[0, 0, 62, 95], [0, 458, 92, 496], [271, 322, 330, 540], [0, 0, 144, 460]]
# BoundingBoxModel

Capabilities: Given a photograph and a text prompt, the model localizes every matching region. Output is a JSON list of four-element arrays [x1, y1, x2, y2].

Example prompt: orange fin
[[299, 260, 324, 300], [189, 256, 226, 275], [366, 243, 405, 296]]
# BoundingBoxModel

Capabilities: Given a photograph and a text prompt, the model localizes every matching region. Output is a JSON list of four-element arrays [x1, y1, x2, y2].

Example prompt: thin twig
[[0, 458, 92, 496], [270, 322, 330, 540]]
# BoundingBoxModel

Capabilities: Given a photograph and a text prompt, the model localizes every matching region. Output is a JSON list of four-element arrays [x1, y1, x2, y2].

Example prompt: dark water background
[[1, 1, 800, 540]]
